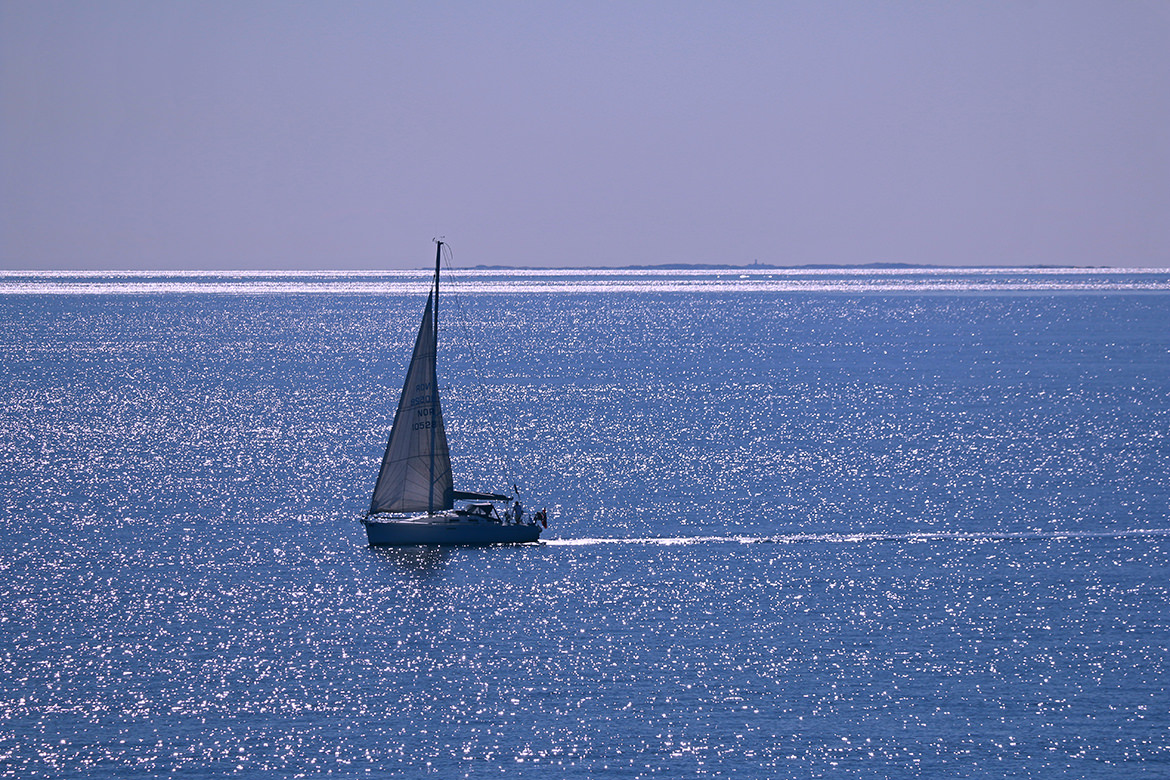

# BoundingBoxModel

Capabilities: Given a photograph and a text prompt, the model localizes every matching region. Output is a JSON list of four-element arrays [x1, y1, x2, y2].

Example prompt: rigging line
[[438, 243, 525, 495]]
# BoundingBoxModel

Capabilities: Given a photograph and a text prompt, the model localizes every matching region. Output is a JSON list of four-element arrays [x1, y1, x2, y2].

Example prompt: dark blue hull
[[362, 514, 542, 546]]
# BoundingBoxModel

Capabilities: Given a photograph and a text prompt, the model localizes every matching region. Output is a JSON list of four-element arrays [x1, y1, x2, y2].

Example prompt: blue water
[[1, 269, 1168, 777]]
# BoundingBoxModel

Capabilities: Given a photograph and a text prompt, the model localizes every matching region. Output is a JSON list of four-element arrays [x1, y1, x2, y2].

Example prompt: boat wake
[[546, 528, 1170, 547]]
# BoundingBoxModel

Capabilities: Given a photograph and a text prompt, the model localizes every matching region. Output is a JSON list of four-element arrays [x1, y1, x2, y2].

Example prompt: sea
[[1, 267, 1168, 778]]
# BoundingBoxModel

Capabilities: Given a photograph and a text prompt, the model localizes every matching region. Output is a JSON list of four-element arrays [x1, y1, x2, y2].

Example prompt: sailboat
[[361, 241, 544, 546]]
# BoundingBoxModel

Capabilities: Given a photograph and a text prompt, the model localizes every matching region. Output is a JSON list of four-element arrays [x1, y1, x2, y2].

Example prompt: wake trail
[[544, 528, 1170, 547]]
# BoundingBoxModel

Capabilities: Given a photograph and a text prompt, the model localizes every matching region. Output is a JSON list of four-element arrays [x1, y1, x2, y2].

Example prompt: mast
[[434, 240, 441, 341], [429, 240, 442, 514]]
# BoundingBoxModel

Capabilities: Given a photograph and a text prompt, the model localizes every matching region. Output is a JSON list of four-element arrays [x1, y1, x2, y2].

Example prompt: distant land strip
[[470, 262, 1102, 271]]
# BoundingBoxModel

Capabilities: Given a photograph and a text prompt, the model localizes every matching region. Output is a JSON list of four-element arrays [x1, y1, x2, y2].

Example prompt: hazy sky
[[2, 1, 1168, 270]]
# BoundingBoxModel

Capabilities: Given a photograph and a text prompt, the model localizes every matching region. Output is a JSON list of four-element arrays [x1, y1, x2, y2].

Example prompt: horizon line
[[4, 262, 1170, 276]]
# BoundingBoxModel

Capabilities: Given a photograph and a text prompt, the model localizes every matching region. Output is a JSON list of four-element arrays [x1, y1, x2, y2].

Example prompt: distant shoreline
[[470, 261, 1103, 271], [6, 262, 1154, 275]]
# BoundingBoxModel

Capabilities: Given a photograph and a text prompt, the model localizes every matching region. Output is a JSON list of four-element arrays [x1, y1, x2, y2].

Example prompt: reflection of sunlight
[[369, 545, 452, 576], [3, 268, 1167, 294]]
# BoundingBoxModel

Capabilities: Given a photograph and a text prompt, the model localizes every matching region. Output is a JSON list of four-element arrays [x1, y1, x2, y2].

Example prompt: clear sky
[[2, 1, 1168, 270]]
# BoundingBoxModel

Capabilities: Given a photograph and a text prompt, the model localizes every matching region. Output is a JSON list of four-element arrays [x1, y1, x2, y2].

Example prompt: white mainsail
[[369, 289, 453, 514]]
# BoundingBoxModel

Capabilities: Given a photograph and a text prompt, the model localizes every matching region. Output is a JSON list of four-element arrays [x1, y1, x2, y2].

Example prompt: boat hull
[[362, 515, 542, 546]]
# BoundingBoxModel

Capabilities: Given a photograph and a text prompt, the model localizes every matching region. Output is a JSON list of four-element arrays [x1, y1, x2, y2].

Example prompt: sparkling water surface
[[1, 269, 1167, 777]]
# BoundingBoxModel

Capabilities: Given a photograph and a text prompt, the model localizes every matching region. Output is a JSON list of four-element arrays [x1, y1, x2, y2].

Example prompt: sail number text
[[411, 382, 436, 430]]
